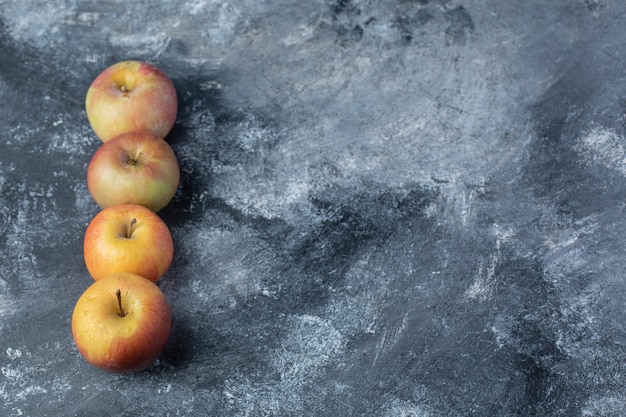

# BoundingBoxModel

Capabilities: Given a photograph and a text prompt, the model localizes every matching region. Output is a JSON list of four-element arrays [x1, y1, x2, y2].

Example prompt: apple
[[85, 60, 178, 142], [84, 204, 174, 282], [72, 272, 172, 373], [87, 130, 180, 213]]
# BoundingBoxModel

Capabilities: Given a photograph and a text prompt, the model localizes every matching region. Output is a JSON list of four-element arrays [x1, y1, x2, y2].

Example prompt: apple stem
[[116, 289, 126, 317], [126, 218, 137, 239]]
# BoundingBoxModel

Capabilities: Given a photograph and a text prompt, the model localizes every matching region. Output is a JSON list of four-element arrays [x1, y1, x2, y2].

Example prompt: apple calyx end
[[116, 289, 127, 318], [126, 156, 138, 167]]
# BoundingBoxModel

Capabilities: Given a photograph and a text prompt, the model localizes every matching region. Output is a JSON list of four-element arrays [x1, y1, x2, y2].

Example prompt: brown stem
[[116, 289, 126, 317], [126, 218, 137, 239]]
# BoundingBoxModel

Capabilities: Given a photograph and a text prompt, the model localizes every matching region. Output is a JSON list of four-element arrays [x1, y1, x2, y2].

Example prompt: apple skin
[[85, 60, 177, 142], [72, 272, 172, 373], [87, 131, 180, 213], [84, 204, 174, 282]]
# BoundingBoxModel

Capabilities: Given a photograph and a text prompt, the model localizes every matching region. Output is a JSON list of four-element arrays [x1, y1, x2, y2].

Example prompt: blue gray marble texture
[[1, 1, 625, 416]]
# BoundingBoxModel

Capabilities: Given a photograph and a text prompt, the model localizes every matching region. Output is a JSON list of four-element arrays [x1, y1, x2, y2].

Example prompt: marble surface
[[1, 1, 625, 416]]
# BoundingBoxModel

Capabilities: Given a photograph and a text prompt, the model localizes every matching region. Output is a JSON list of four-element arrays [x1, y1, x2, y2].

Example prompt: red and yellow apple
[[85, 60, 178, 142], [72, 272, 172, 373], [84, 204, 174, 282], [87, 130, 180, 213]]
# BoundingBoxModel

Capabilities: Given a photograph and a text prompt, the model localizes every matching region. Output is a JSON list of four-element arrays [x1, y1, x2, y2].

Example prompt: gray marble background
[[1, 0, 625, 416]]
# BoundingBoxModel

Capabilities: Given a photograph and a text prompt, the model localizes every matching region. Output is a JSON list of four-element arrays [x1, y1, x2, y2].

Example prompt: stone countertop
[[1, 1, 625, 416]]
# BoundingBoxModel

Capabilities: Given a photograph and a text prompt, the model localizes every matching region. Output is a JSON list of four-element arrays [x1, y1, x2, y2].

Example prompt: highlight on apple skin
[[87, 130, 180, 213], [71, 272, 172, 374], [83, 204, 174, 282], [85, 60, 178, 142]]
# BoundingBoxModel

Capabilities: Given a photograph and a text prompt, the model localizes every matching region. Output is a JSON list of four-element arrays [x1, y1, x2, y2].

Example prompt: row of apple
[[71, 61, 181, 373]]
